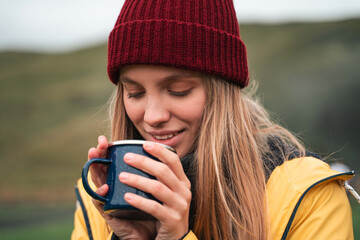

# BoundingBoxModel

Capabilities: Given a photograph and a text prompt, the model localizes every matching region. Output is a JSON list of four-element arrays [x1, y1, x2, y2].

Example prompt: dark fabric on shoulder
[[302, 151, 322, 160], [111, 233, 120, 240], [180, 153, 197, 231], [263, 138, 322, 182]]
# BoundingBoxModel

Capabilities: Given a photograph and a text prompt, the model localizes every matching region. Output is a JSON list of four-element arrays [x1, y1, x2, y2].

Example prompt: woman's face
[[121, 65, 206, 158]]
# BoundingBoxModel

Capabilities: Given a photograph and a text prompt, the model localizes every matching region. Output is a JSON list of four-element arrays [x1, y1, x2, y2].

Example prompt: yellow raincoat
[[71, 157, 354, 239]]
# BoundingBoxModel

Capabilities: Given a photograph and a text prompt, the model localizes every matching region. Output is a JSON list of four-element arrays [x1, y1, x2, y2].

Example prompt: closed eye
[[169, 88, 192, 97], [127, 91, 145, 98]]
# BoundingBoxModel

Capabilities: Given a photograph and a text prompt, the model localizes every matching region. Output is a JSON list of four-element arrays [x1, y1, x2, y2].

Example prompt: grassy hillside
[[0, 19, 359, 237], [0, 45, 114, 203]]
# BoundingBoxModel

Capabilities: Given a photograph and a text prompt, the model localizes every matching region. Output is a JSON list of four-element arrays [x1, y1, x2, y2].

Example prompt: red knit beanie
[[107, 0, 249, 88]]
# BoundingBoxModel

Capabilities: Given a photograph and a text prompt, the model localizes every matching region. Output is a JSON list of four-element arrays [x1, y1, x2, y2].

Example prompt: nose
[[143, 95, 171, 127]]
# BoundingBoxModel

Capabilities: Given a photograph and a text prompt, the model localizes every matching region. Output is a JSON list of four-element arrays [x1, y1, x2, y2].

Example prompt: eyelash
[[127, 92, 144, 99], [169, 89, 192, 97], [127, 89, 192, 98]]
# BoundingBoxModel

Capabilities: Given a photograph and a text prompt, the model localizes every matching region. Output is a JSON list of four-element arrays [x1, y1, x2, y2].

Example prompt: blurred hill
[[0, 45, 113, 203], [0, 19, 359, 204], [241, 19, 360, 168]]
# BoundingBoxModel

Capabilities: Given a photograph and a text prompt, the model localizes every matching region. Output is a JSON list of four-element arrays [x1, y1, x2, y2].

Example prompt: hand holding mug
[[86, 136, 157, 239], [84, 136, 191, 239]]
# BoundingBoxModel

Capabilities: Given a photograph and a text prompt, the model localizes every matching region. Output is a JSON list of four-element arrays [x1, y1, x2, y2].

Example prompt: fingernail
[[88, 147, 95, 154], [124, 153, 134, 162], [124, 193, 134, 201], [119, 172, 129, 181], [144, 141, 155, 149], [98, 135, 106, 141]]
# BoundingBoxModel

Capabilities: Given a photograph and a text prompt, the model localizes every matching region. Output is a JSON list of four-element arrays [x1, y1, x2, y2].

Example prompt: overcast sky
[[1, 0, 360, 53]]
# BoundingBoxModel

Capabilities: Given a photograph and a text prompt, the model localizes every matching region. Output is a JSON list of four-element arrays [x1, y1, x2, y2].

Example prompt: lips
[[143, 129, 187, 156], [146, 130, 184, 141], [148, 131, 181, 140], [154, 133, 175, 140]]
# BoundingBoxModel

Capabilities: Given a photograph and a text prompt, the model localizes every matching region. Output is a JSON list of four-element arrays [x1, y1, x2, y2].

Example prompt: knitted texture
[[107, 0, 249, 88]]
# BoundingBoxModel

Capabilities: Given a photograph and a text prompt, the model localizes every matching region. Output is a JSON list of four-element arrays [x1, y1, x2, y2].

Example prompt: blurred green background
[[0, 19, 359, 238]]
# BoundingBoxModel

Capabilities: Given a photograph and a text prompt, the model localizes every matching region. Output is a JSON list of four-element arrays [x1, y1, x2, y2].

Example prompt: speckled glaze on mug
[[82, 140, 175, 220]]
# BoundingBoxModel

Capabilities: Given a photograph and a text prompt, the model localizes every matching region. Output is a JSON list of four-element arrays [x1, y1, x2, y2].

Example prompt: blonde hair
[[108, 74, 305, 239]]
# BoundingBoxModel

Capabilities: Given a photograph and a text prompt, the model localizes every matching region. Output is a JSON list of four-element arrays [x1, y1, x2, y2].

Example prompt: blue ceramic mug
[[82, 140, 176, 220]]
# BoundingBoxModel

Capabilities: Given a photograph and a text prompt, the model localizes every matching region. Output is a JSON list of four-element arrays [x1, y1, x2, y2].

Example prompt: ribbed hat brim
[[108, 19, 248, 88]]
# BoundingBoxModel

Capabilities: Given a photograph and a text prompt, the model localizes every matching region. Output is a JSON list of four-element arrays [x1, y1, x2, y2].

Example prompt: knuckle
[[157, 164, 169, 176], [167, 154, 178, 165], [178, 199, 188, 213], [138, 155, 150, 167], [184, 179, 191, 189], [131, 174, 140, 185], [183, 189, 192, 203], [147, 201, 160, 215], [171, 212, 182, 224], [139, 154, 147, 163], [153, 181, 165, 193]]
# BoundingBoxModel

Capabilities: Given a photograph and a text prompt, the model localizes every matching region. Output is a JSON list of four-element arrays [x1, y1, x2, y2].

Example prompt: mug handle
[[82, 158, 111, 203]]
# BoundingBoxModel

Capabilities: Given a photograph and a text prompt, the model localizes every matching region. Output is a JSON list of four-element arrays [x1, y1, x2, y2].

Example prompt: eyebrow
[[119, 76, 139, 84], [119, 70, 198, 84]]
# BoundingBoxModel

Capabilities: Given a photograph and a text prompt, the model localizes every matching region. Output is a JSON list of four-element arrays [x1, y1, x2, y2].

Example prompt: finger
[[90, 164, 108, 187], [88, 147, 99, 160], [143, 142, 190, 188], [96, 183, 109, 196], [92, 184, 107, 209], [124, 192, 189, 227], [119, 172, 180, 206], [91, 184, 113, 221], [88, 136, 109, 187], [88, 135, 109, 161], [97, 135, 109, 157], [123, 153, 189, 193], [88, 147, 108, 187]]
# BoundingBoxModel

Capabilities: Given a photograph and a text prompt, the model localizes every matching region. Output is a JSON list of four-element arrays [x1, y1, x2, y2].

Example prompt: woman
[[72, 0, 355, 239]]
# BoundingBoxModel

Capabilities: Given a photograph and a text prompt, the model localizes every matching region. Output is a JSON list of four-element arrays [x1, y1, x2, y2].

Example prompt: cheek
[[173, 94, 206, 124], [123, 99, 143, 124]]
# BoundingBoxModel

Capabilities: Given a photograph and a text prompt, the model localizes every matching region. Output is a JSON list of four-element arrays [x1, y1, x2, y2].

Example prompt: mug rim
[[109, 140, 176, 153]]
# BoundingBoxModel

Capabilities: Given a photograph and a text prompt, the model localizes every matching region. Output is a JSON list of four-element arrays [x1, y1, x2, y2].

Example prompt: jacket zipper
[[75, 185, 94, 240], [281, 171, 355, 240]]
